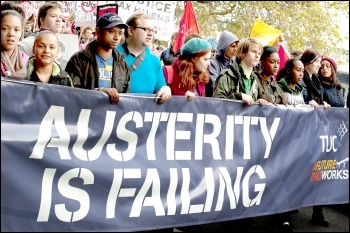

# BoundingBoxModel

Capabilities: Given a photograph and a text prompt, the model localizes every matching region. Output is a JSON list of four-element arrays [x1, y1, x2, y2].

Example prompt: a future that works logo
[[310, 121, 349, 181]]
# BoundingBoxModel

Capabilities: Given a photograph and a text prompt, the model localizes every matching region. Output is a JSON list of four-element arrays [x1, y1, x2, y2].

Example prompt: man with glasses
[[116, 12, 171, 105]]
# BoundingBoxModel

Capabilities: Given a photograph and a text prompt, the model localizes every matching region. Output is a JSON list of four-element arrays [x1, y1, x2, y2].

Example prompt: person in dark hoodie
[[206, 30, 239, 97]]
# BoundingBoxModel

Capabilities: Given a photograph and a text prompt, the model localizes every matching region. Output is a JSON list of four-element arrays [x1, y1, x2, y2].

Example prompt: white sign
[[56, 33, 79, 70], [81, 1, 98, 13], [117, 1, 177, 41], [61, 1, 75, 19], [74, 11, 95, 27], [20, 2, 32, 20], [31, 1, 45, 16]]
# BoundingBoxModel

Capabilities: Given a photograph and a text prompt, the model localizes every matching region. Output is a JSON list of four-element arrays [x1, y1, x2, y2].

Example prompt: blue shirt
[[95, 54, 113, 88], [116, 44, 166, 94]]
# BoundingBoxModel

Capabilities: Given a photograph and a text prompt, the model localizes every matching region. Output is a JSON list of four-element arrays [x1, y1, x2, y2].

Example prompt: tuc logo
[[310, 121, 349, 182]]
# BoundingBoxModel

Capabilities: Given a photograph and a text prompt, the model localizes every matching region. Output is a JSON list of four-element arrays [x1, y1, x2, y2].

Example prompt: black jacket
[[27, 57, 73, 87], [65, 40, 129, 93]]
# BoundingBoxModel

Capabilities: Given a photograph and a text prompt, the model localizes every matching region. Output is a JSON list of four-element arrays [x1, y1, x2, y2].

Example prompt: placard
[[20, 1, 32, 20], [96, 3, 118, 22], [81, 1, 98, 13], [31, 1, 45, 16], [61, 1, 75, 19]]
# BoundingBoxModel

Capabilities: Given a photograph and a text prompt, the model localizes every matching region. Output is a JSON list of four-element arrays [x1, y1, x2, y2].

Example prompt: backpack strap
[[118, 49, 145, 93], [197, 83, 206, 97], [129, 50, 145, 73], [163, 65, 174, 86]]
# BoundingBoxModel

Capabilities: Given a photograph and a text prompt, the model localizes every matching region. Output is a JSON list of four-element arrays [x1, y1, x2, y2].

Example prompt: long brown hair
[[318, 61, 342, 90], [178, 49, 210, 91]]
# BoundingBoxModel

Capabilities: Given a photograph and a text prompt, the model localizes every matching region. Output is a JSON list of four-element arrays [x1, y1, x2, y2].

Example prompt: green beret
[[180, 38, 211, 56]]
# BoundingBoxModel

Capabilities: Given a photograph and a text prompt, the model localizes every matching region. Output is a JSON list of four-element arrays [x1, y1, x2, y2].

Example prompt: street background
[[173, 204, 349, 232]]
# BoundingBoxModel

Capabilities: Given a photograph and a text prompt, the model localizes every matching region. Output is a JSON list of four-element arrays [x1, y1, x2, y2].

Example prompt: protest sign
[[250, 19, 281, 46], [81, 1, 98, 13], [96, 3, 118, 22], [56, 34, 79, 70], [117, 1, 177, 41], [20, 1, 32, 21], [31, 1, 45, 16], [74, 11, 95, 27], [61, 1, 75, 19]]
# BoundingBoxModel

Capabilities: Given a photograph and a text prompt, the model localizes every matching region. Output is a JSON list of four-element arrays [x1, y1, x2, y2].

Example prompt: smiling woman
[[26, 30, 74, 87]]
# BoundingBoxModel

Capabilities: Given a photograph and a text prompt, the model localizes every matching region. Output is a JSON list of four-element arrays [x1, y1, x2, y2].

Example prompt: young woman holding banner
[[162, 38, 212, 101], [318, 57, 345, 108], [255, 45, 284, 105]]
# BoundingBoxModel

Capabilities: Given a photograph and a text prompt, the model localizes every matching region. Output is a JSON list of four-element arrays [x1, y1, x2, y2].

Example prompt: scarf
[[1, 47, 27, 79], [303, 72, 322, 97], [320, 77, 342, 90]]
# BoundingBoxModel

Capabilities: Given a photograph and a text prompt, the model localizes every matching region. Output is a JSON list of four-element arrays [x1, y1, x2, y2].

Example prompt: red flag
[[278, 44, 290, 72], [173, 1, 200, 53]]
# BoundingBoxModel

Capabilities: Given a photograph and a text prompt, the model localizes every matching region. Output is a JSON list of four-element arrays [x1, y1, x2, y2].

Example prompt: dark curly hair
[[1, 1, 26, 19]]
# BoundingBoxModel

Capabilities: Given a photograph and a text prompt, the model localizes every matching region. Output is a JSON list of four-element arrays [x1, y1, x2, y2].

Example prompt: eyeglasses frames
[[133, 26, 157, 34]]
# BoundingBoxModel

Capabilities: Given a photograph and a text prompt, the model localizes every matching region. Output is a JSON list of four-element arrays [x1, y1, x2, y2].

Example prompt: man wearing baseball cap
[[65, 12, 129, 104]]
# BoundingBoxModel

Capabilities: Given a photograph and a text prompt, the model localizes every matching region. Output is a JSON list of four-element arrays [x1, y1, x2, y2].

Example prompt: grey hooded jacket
[[206, 30, 239, 97]]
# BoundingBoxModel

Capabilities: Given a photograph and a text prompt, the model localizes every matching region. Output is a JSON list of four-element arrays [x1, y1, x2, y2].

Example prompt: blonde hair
[[124, 12, 150, 38], [235, 38, 263, 64]]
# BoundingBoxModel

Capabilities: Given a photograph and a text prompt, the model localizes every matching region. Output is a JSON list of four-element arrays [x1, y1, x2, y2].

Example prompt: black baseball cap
[[96, 13, 128, 29]]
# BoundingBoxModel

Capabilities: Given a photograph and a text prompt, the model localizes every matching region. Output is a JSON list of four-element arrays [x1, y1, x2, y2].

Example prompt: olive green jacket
[[212, 60, 258, 101]]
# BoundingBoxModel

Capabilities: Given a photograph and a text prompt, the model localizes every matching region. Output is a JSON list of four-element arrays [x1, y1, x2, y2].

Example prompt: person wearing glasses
[[116, 12, 171, 105], [65, 12, 130, 105]]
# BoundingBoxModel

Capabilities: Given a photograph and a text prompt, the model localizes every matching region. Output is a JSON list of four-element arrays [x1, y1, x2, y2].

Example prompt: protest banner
[[1, 78, 349, 232]]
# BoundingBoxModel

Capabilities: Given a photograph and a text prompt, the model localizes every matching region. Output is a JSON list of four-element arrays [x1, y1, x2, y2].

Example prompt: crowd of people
[[1, 1, 349, 232]]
